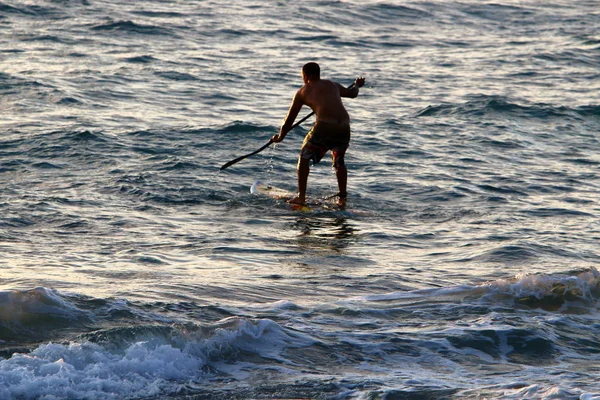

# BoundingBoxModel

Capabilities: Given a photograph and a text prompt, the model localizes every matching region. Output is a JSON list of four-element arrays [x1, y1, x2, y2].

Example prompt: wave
[[576, 104, 600, 118], [0, 72, 50, 91], [0, 288, 91, 343], [359, 2, 431, 22], [416, 95, 600, 121], [0, 312, 315, 400], [91, 20, 174, 36], [462, 3, 533, 22], [0, 3, 55, 16], [214, 121, 274, 136], [443, 325, 556, 366], [123, 55, 158, 64], [1, 130, 113, 163], [21, 35, 76, 44], [534, 50, 600, 68], [130, 10, 185, 18], [1, 278, 599, 399], [357, 268, 600, 312], [486, 268, 600, 311], [154, 71, 198, 81]]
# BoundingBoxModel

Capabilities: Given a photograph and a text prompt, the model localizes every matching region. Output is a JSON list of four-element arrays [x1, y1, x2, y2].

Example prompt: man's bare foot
[[288, 195, 306, 205], [336, 192, 347, 208]]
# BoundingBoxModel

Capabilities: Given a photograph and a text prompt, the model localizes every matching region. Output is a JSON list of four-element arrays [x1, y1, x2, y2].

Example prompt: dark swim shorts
[[300, 120, 351, 167]]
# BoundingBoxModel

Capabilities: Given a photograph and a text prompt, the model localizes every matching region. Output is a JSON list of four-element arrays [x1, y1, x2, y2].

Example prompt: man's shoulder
[[295, 86, 307, 101], [318, 79, 337, 87]]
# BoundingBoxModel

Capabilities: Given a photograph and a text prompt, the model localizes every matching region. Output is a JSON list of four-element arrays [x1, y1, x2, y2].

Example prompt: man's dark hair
[[302, 62, 320, 78]]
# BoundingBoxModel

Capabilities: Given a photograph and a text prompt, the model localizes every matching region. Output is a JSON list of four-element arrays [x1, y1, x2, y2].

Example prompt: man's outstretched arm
[[339, 76, 366, 98]]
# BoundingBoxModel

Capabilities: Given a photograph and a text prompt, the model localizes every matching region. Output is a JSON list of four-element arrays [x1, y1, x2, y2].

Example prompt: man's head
[[302, 62, 320, 83]]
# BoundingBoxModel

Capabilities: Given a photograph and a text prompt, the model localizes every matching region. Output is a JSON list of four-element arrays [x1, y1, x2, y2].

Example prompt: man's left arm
[[339, 77, 366, 98]]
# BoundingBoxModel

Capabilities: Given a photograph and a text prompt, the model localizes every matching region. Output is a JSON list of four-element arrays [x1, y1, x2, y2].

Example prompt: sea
[[1, 0, 599, 399]]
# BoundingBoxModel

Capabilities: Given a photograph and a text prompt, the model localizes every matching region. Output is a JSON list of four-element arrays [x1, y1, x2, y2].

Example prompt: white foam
[[487, 267, 600, 306], [0, 317, 315, 399], [349, 285, 483, 303], [0, 340, 204, 400], [246, 299, 302, 312], [206, 317, 315, 364], [501, 384, 581, 399], [580, 394, 600, 400]]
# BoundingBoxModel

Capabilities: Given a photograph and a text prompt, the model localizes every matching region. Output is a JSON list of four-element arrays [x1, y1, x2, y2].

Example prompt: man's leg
[[336, 163, 347, 197], [290, 156, 310, 204], [333, 151, 347, 207]]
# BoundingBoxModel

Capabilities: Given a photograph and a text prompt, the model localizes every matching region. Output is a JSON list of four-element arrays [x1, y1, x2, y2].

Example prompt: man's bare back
[[298, 79, 351, 124], [275, 77, 363, 137]]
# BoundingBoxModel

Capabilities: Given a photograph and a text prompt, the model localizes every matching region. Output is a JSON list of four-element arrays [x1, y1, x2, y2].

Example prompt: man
[[271, 62, 365, 207]]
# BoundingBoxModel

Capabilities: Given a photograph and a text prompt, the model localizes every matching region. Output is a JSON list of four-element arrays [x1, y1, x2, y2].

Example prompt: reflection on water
[[292, 217, 357, 252]]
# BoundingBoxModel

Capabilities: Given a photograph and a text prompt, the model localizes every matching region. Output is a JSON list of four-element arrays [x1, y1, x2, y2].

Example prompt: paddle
[[219, 111, 314, 171]]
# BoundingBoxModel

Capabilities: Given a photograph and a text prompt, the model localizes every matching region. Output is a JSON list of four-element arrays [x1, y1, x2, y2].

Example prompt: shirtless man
[[271, 62, 365, 207]]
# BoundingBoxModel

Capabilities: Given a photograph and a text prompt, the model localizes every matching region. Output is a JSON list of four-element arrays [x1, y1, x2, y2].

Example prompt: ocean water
[[1, 0, 600, 399]]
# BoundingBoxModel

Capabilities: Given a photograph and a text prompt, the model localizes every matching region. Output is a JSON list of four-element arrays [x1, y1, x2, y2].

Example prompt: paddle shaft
[[219, 111, 314, 171], [220, 139, 274, 170]]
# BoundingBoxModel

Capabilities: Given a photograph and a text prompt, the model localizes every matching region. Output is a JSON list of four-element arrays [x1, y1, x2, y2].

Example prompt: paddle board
[[250, 180, 341, 212]]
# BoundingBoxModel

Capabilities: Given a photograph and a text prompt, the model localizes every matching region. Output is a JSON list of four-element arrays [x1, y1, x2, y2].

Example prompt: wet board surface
[[250, 180, 336, 212]]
